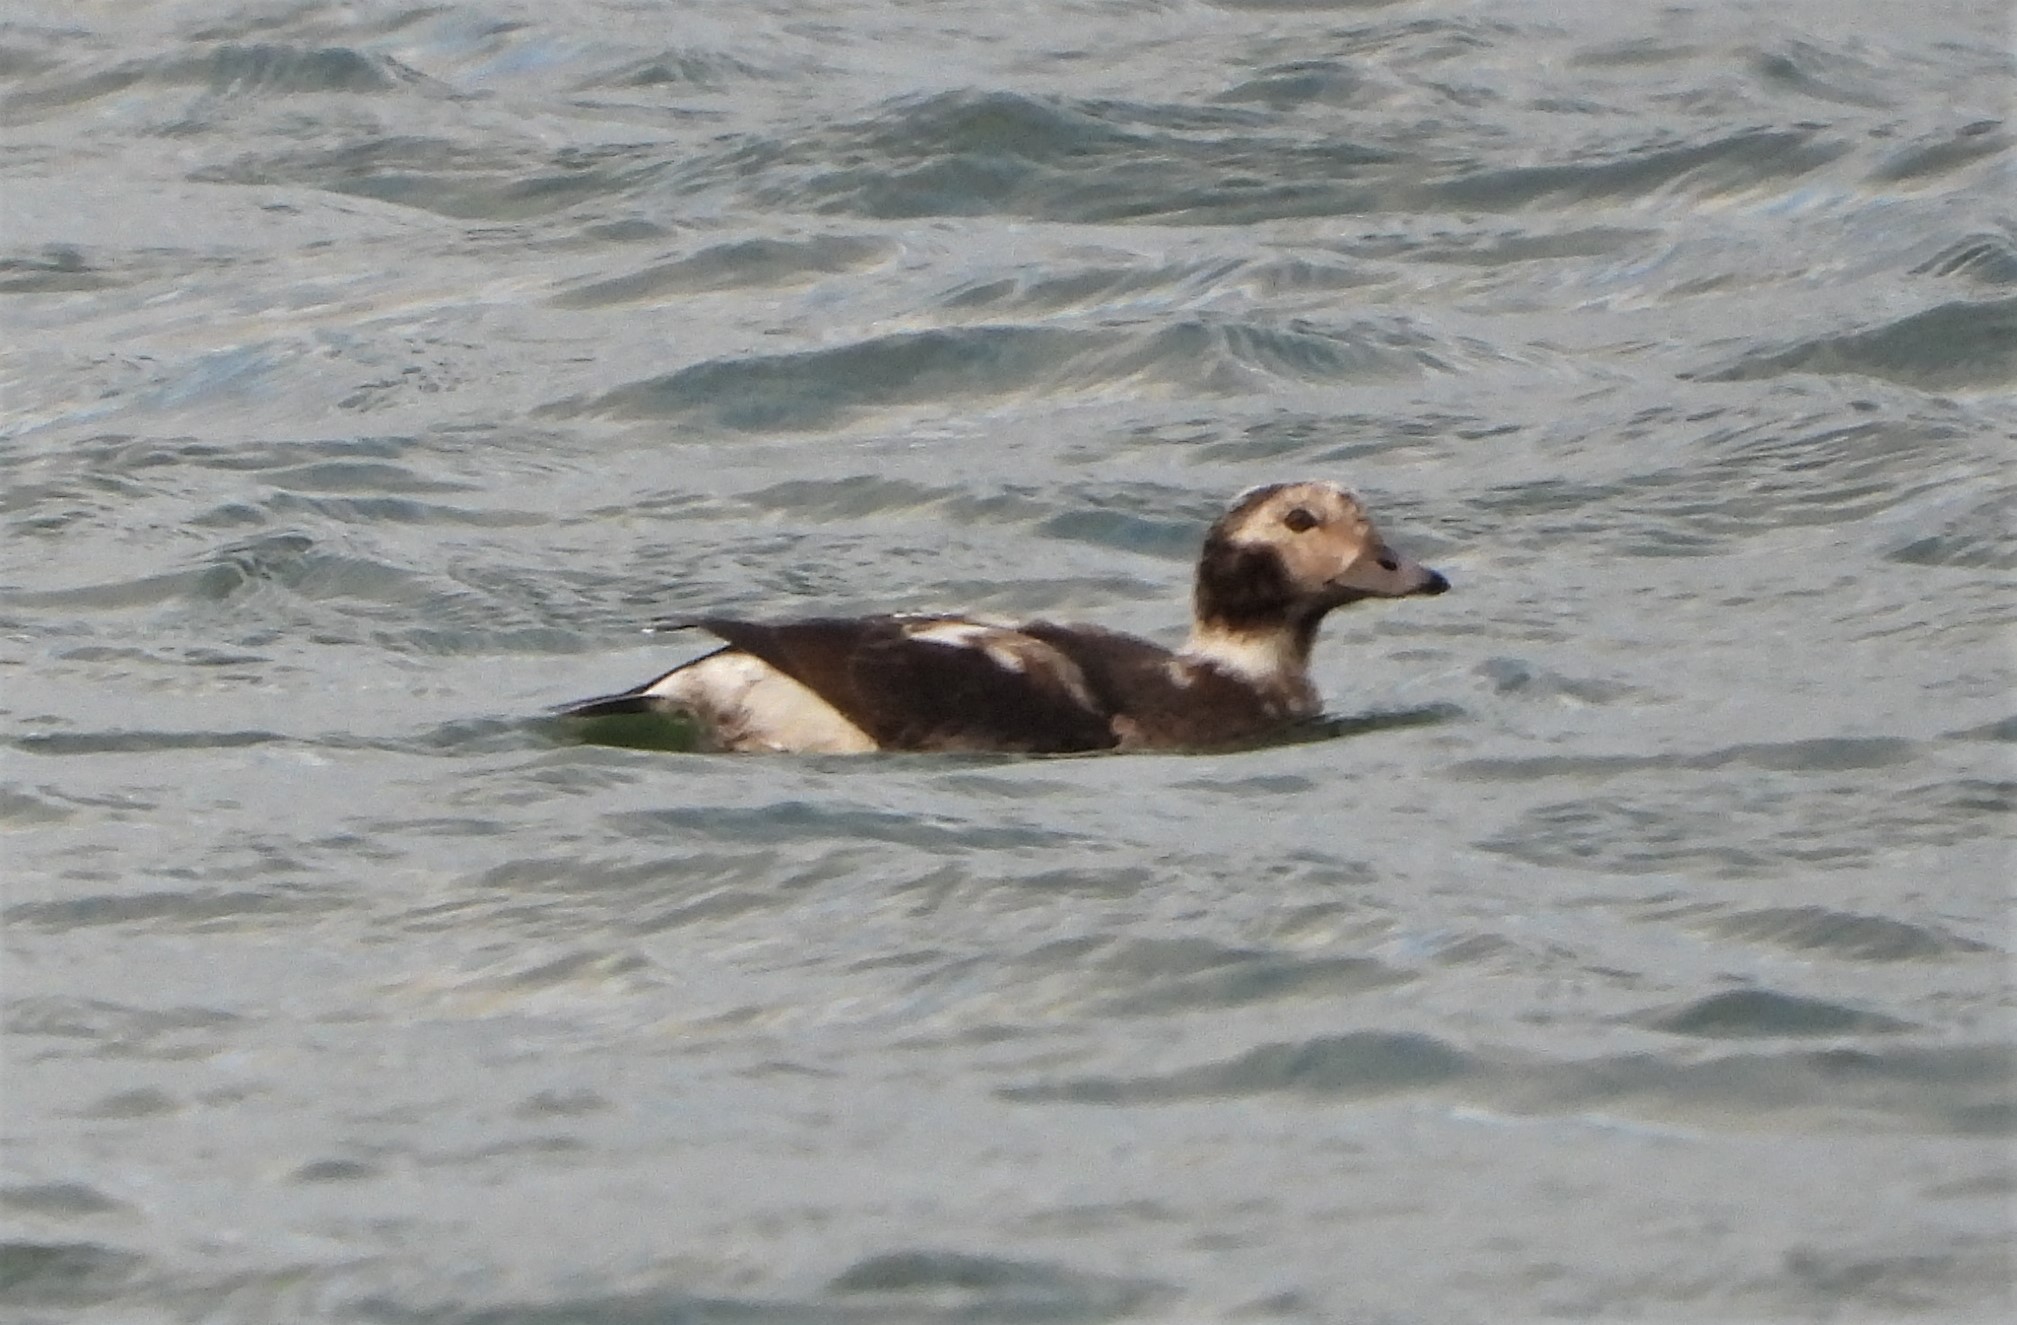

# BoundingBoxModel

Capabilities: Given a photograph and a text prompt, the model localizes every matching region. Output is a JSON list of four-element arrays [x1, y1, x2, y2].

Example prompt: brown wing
[[689, 616, 1120, 753]]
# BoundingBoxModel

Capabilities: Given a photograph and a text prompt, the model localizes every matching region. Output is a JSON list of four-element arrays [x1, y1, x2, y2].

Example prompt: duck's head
[[1193, 481, 1448, 637]]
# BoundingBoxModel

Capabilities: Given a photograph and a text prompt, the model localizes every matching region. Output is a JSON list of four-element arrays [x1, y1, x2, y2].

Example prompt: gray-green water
[[3, 1, 2012, 1321]]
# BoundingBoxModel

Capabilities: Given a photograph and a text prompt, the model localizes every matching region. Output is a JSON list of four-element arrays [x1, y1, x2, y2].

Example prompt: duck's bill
[[1329, 547, 1450, 601]]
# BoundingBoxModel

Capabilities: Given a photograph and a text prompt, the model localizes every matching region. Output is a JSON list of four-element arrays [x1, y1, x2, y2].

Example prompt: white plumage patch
[[646, 652, 876, 753], [907, 620, 1012, 663], [1182, 627, 1320, 716], [904, 619, 1100, 713], [905, 620, 1033, 675]]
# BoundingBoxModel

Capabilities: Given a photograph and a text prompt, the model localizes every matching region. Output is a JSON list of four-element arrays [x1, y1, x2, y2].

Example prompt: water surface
[[3, 1, 2012, 1321]]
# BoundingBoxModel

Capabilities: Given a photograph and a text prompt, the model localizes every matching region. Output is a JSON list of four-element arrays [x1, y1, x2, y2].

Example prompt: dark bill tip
[[1417, 569, 1451, 596]]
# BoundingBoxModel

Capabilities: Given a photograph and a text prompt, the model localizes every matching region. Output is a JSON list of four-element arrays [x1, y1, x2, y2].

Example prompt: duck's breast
[[1020, 623, 1297, 750]]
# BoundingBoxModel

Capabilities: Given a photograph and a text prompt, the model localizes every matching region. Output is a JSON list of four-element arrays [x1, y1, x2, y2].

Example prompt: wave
[[1000, 1030, 2012, 1134], [1703, 296, 2017, 391], [550, 235, 894, 306], [544, 315, 1460, 431], [2, 42, 444, 124]]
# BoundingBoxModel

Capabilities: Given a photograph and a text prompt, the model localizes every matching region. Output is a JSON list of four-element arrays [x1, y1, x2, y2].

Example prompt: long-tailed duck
[[561, 481, 1449, 753]]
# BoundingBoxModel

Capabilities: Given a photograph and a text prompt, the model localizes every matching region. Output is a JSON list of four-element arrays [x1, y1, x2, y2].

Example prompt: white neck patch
[[1181, 626, 1317, 708]]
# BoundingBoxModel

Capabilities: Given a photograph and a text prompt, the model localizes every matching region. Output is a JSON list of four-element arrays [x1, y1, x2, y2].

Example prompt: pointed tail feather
[[556, 691, 659, 719]]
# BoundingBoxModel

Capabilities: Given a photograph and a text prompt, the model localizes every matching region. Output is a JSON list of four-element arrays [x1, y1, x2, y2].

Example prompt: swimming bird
[[560, 481, 1449, 753]]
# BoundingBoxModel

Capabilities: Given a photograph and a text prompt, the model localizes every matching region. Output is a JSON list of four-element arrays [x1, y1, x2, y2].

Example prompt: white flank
[[647, 652, 876, 753]]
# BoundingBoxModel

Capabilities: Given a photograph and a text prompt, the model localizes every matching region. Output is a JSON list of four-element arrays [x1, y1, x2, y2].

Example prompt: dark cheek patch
[[1194, 539, 1298, 629]]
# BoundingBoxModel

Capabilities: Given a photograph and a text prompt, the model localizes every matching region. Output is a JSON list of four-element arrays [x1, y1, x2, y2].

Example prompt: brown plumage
[[560, 481, 1449, 753]]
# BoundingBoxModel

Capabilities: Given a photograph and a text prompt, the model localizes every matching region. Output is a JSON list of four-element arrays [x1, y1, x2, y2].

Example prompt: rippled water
[[3, 1, 2013, 1320]]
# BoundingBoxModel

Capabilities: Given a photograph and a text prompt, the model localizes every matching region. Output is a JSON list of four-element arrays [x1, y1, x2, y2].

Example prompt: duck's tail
[[556, 690, 658, 719]]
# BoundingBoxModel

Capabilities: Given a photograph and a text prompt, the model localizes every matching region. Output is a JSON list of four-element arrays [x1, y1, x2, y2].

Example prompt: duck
[[559, 480, 1449, 753]]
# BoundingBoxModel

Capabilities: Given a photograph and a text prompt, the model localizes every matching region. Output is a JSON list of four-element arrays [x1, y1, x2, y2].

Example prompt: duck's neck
[[1181, 614, 1323, 713], [1185, 533, 1331, 710]]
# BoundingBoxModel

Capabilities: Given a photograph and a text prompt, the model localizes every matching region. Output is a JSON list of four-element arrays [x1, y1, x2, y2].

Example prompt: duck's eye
[[1282, 507, 1319, 533], [1376, 555, 1400, 572]]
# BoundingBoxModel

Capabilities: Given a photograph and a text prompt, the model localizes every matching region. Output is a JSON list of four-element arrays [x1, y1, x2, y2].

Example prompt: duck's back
[[699, 616, 1120, 754]]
